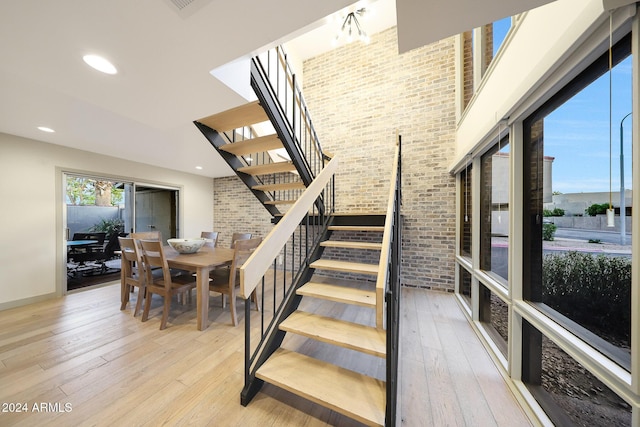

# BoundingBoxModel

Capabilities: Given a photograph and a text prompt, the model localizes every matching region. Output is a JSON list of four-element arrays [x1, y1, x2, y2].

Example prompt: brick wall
[[212, 26, 458, 291], [302, 27, 457, 291], [211, 176, 273, 249]]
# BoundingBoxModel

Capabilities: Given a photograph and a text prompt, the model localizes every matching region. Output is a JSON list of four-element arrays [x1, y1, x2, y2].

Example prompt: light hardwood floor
[[0, 282, 532, 426]]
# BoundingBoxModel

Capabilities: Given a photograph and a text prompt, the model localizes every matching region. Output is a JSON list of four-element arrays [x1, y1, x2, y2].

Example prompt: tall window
[[523, 33, 633, 423], [480, 136, 510, 284], [460, 164, 472, 258]]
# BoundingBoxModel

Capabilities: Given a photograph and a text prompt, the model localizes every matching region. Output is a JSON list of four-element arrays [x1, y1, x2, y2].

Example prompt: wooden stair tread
[[252, 182, 306, 192], [298, 281, 376, 308], [320, 241, 383, 250], [328, 226, 385, 232], [256, 348, 385, 427], [280, 311, 385, 357], [238, 161, 296, 175], [219, 134, 282, 156], [196, 101, 268, 132], [310, 259, 378, 275]]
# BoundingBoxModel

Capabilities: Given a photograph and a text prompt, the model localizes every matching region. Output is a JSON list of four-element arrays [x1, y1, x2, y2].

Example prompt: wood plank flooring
[[0, 282, 532, 426]]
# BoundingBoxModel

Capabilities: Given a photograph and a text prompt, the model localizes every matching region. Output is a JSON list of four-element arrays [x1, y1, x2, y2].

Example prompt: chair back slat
[[139, 239, 172, 290], [201, 231, 219, 247], [230, 232, 252, 249], [130, 231, 162, 242], [118, 237, 139, 263]]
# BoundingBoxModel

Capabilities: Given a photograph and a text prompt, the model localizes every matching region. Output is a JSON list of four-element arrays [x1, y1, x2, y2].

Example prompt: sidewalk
[[544, 237, 631, 255]]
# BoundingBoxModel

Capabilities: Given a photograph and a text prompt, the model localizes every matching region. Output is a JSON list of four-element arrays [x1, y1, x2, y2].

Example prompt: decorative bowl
[[167, 238, 206, 254]]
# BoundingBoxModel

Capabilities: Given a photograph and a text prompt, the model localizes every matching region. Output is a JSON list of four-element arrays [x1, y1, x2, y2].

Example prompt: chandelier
[[333, 8, 370, 45]]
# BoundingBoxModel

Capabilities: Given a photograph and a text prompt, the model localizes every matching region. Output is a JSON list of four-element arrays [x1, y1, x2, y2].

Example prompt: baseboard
[[0, 292, 59, 312]]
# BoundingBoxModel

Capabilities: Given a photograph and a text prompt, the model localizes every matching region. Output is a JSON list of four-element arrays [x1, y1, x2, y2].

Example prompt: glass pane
[[492, 17, 511, 57], [522, 321, 631, 426], [479, 283, 508, 357], [459, 265, 472, 306], [460, 165, 472, 257], [480, 137, 510, 283], [524, 39, 632, 368]]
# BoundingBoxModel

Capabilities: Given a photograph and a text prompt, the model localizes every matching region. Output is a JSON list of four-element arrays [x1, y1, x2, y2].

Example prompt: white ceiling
[[0, 0, 553, 178]]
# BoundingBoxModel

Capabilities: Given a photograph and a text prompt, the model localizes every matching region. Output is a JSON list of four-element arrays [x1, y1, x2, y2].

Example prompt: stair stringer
[[194, 121, 281, 217], [249, 59, 326, 215], [249, 59, 314, 187]]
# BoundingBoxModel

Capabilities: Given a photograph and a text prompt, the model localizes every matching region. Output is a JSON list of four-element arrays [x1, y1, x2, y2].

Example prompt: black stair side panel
[[194, 121, 281, 217]]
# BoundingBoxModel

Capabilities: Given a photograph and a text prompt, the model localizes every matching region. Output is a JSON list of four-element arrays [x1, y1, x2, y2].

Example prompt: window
[[459, 164, 472, 258], [492, 17, 511, 58], [524, 34, 632, 368], [480, 136, 510, 284]]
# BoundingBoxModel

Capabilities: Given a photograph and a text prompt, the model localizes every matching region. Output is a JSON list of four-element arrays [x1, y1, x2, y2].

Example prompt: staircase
[[195, 100, 307, 217], [194, 46, 401, 426], [256, 216, 387, 427]]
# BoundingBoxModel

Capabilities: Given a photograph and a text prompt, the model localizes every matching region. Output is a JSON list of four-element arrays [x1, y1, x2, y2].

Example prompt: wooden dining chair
[[139, 240, 196, 330], [130, 231, 162, 242], [210, 237, 262, 326], [118, 237, 146, 316], [201, 231, 219, 247], [230, 232, 252, 248]]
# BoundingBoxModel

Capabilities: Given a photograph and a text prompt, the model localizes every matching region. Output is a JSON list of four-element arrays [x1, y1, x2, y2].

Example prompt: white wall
[[0, 132, 214, 308]]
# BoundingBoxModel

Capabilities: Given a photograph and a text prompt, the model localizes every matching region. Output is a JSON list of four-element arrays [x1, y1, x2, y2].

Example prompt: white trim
[[454, 33, 465, 124], [631, 6, 640, 397], [472, 27, 486, 91]]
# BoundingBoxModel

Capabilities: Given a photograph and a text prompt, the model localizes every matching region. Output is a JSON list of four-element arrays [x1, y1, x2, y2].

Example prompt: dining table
[[163, 245, 235, 330]]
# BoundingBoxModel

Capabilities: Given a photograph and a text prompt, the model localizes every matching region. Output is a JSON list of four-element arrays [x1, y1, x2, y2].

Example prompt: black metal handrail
[[252, 46, 327, 184], [384, 135, 402, 426]]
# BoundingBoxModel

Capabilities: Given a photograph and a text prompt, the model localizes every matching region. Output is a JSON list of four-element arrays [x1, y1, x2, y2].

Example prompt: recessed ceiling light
[[195, 166, 203, 170], [82, 54, 118, 75], [37, 126, 55, 133]]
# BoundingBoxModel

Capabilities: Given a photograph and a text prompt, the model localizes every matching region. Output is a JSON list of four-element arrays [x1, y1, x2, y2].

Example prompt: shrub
[[543, 251, 631, 341], [543, 208, 565, 217], [90, 218, 124, 238], [585, 203, 610, 216], [542, 223, 557, 241]]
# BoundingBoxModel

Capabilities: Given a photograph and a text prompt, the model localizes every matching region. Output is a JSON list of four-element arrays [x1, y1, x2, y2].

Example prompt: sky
[[544, 58, 633, 194], [493, 18, 633, 195]]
